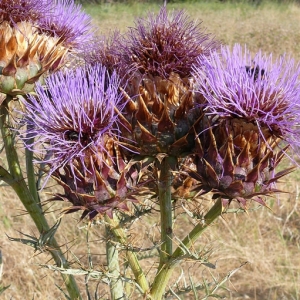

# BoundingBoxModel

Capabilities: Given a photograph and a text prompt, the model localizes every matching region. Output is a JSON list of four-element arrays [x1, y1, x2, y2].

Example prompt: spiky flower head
[[0, 0, 93, 97], [0, 0, 65, 97], [20, 64, 152, 220], [0, 0, 52, 25], [51, 138, 151, 220], [122, 6, 219, 78], [37, 0, 93, 50], [116, 7, 219, 157], [190, 44, 300, 208], [0, 21, 67, 97], [193, 44, 300, 146], [20, 64, 124, 178], [82, 31, 128, 78]]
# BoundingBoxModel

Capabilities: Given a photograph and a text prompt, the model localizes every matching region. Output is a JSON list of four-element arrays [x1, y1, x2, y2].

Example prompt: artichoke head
[[0, 21, 67, 96]]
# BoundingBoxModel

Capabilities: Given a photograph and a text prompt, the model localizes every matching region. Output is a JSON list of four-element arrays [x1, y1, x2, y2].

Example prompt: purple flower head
[[122, 6, 219, 78], [20, 64, 124, 179], [83, 31, 126, 77], [0, 0, 52, 25], [38, 0, 93, 50], [193, 44, 300, 149]]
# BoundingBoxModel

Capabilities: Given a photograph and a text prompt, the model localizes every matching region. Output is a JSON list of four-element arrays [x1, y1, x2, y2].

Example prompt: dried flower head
[[0, 0, 89, 96], [118, 73, 203, 157], [189, 44, 300, 208], [37, 0, 93, 50], [20, 64, 124, 177], [0, 21, 67, 97], [121, 6, 219, 78]]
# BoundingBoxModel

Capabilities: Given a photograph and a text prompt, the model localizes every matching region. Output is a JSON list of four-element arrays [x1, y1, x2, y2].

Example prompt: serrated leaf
[[6, 234, 38, 250], [202, 262, 216, 269], [0, 285, 10, 295]]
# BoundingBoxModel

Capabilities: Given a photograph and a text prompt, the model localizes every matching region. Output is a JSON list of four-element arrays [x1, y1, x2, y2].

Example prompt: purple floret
[[20, 64, 124, 179], [121, 6, 219, 78], [82, 31, 126, 76], [38, 0, 93, 50], [193, 44, 300, 148], [0, 0, 52, 24]]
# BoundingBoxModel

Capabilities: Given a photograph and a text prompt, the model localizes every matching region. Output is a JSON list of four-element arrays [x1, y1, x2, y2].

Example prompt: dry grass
[[1, 1, 300, 299], [85, 1, 300, 60]]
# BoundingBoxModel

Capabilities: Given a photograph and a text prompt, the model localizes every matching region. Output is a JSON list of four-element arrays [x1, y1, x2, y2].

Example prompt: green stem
[[172, 198, 223, 259], [104, 215, 149, 295], [150, 198, 223, 300], [106, 225, 124, 299], [0, 99, 81, 299], [25, 124, 39, 205], [158, 157, 173, 265]]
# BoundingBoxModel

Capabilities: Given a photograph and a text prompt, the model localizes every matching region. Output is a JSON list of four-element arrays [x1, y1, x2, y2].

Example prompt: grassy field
[[1, 1, 300, 299]]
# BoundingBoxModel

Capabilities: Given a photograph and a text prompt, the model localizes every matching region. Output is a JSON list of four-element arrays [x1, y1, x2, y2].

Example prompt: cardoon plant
[[2, 3, 300, 300], [0, 0, 94, 298]]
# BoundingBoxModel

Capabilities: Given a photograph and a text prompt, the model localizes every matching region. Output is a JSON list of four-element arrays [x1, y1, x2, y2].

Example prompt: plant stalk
[[25, 123, 40, 205], [0, 99, 82, 299], [106, 225, 124, 299], [150, 198, 223, 300], [104, 215, 149, 295], [158, 157, 174, 265]]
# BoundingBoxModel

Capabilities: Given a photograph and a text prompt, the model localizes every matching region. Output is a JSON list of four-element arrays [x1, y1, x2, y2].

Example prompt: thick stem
[[150, 198, 223, 300], [0, 100, 81, 299], [158, 157, 173, 265], [104, 215, 149, 295], [106, 225, 124, 299]]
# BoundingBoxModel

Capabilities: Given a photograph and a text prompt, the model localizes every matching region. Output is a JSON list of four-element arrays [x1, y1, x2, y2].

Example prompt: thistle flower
[[0, 0, 52, 25], [116, 7, 219, 157], [20, 64, 152, 219], [37, 0, 93, 51], [193, 44, 300, 145], [122, 6, 219, 78], [190, 44, 300, 207], [0, 0, 93, 97], [20, 64, 124, 178], [82, 31, 129, 78]]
